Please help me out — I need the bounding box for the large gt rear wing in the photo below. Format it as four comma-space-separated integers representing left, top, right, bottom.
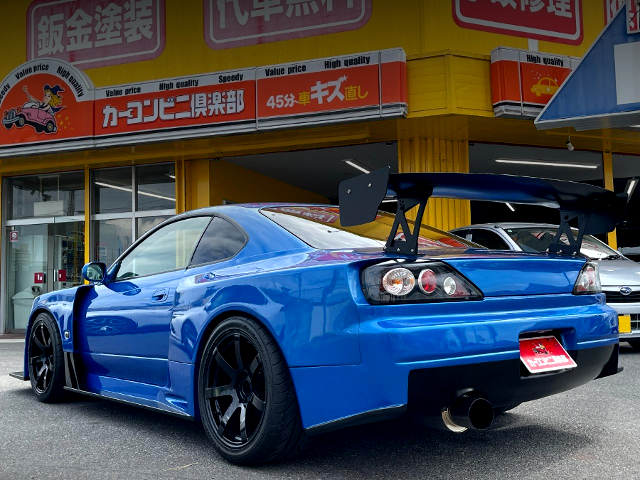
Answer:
339, 168, 627, 256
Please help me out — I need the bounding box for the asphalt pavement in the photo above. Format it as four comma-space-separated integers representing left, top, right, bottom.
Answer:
1, 339, 638, 480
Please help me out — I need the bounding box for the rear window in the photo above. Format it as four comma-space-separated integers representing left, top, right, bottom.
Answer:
261, 206, 475, 251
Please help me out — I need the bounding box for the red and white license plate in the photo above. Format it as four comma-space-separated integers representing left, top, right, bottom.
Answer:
519, 336, 577, 374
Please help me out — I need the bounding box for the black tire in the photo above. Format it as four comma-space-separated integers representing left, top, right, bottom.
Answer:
45, 121, 55, 133
627, 340, 640, 350
198, 316, 304, 465
16, 115, 25, 127
4, 122, 13, 130
28, 313, 66, 403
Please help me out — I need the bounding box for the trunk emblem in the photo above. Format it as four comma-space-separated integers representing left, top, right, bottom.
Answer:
620, 286, 632, 295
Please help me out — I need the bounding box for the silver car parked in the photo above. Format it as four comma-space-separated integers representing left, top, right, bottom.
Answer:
450, 223, 640, 348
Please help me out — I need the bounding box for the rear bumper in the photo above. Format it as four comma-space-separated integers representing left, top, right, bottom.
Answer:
407, 343, 618, 416
293, 294, 619, 433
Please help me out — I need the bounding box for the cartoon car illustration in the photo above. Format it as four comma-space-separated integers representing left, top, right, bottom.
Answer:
531, 77, 559, 97
532, 343, 550, 355
2, 103, 57, 133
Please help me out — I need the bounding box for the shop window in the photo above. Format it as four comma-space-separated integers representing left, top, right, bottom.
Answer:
91, 164, 175, 267
6, 171, 85, 220
613, 154, 640, 261
3, 172, 85, 332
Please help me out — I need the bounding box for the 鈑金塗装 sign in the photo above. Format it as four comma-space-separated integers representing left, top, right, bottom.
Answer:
0, 49, 407, 157
27, 0, 166, 69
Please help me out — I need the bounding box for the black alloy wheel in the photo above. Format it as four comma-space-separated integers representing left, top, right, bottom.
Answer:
28, 313, 66, 402
198, 317, 304, 465
206, 331, 266, 446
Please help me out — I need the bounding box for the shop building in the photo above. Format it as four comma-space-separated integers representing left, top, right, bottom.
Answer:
1, 0, 639, 333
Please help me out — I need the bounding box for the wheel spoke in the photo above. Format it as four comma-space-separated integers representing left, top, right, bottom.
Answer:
32, 334, 45, 352
239, 404, 248, 442
30, 356, 44, 366
217, 399, 239, 436
234, 335, 243, 370
39, 325, 47, 349
250, 394, 265, 413
205, 384, 234, 399
35, 364, 47, 383
215, 350, 238, 380
248, 355, 261, 376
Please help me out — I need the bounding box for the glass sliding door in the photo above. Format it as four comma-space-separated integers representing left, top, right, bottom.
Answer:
3, 172, 85, 332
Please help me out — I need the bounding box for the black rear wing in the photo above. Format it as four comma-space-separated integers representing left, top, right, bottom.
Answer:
339, 168, 627, 256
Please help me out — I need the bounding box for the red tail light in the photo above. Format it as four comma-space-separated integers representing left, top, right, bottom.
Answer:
362, 261, 483, 305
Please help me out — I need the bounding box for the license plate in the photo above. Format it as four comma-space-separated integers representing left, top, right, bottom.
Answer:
519, 336, 577, 374
619, 315, 632, 334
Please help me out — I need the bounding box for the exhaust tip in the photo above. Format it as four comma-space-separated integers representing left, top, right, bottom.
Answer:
442, 396, 494, 432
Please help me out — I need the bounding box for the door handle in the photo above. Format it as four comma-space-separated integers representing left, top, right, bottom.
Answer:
152, 288, 168, 301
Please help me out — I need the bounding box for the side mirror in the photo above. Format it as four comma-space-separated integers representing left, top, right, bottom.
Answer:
82, 262, 107, 283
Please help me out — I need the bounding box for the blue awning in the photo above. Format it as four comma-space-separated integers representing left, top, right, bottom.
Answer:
535, 5, 640, 131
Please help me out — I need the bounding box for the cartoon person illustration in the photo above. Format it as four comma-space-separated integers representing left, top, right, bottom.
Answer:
23, 84, 65, 115
2, 84, 65, 134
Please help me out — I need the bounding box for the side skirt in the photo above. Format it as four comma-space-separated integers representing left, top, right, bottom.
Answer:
9, 372, 28, 381
304, 405, 407, 436
63, 386, 194, 421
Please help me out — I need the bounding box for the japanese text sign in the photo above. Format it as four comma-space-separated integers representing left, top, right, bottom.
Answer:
0, 49, 406, 155
94, 69, 256, 146
205, 0, 372, 50
453, 0, 583, 45
27, 0, 166, 69
257, 49, 407, 129
491, 47, 579, 118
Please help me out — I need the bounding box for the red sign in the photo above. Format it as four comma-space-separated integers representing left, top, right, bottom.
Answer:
9, 231, 19, 243
57, 270, 67, 282
27, 0, 166, 69
605, 0, 625, 24
453, 0, 583, 46
491, 47, 579, 118
257, 49, 406, 129
520, 336, 577, 374
205, 0, 372, 50
0, 50, 406, 154
628, 0, 640, 33
94, 69, 256, 146
0, 59, 94, 157
34, 272, 45, 284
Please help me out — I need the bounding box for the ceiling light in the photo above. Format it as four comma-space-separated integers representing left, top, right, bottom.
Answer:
505, 203, 516, 212
566, 136, 574, 151
625, 178, 637, 202
95, 181, 176, 202
495, 159, 598, 169
343, 159, 371, 174
381, 199, 397, 203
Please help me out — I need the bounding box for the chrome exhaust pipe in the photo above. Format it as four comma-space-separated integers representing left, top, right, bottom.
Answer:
441, 396, 494, 433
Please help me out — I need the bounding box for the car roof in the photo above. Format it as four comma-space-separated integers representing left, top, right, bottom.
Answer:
452, 223, 560, 231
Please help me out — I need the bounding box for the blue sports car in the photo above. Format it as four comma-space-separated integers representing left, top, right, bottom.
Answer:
12, 169, 625, 464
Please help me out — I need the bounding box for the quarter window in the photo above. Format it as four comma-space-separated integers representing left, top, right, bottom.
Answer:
190, 217, 246, 266
115, 217, 210, 281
